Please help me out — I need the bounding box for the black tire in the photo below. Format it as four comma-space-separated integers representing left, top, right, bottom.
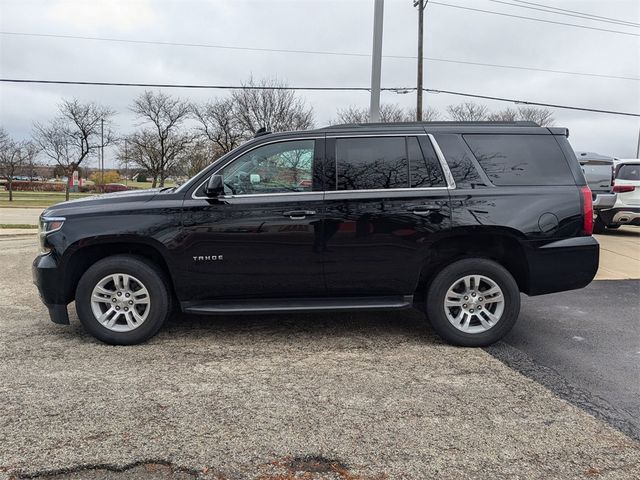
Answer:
75, 255, 172, 345
425, 258, 520, 347
593, 215, 606, 234
606, 224, 620, 230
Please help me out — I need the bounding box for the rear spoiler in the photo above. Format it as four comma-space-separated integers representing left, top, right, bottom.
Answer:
547, 127, 569, 137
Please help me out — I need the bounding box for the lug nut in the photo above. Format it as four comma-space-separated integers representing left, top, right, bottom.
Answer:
116, 306, 121, 310
463, 304, 468, 308
471, 292, 476, 297
477, 305, 482, 310
125, 293, 130, 298
128, 300, 133, 305
470, 309, 474, 313
479, 297, 483, 301
124, 307, 128, 312
117, 292, 122, 296
112, 298, 117, 303
464, 296, 469, 300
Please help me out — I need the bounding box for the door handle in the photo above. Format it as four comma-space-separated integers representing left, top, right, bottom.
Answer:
283, 210, 316, 220
408, 205, 441, 216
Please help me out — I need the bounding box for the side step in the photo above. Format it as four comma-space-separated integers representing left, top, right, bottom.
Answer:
182, 295, 414, 315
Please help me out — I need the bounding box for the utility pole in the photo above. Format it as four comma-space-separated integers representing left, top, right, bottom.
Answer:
100, 118, 104, 186
636, 126, 640, 158
415, 0, 427, 121
369, 0, 384, 122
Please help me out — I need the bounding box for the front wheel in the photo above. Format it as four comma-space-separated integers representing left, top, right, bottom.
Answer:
425, 258, 520, 347
75, 255, 172, 345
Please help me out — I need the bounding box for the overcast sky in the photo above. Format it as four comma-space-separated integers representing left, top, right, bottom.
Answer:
1, 0, 639, 169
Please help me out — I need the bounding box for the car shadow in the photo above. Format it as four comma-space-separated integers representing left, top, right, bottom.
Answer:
597, 226, 640, 237
159, 308, 439, 345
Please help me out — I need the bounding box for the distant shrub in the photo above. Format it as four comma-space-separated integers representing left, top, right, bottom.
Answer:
8, 181, 66, 192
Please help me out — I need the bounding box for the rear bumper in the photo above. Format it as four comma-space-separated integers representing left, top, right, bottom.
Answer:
32, 253, 70, 324
598, 207, 640, 226
592, 193, 617, 210
525, 236, 599, 296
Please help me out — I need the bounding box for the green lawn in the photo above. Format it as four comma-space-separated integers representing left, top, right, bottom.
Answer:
0, 181, 172, 208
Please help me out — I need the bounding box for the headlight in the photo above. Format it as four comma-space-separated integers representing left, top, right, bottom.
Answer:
38, 216, 65, 254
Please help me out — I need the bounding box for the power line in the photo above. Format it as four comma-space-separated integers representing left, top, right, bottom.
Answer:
511, 0, 640, 28
1, 77, 638, 117
429, 1, 640, 37
1, 32, 637, 82
486, 0, 640, 28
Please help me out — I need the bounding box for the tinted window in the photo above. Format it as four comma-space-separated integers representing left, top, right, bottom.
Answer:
220, 139, 314, 194
464, 134, 574, 186
617, 164, 640, 181
433, 134, 483, 188
409, 137, 445, 188
336, 137, 408, 190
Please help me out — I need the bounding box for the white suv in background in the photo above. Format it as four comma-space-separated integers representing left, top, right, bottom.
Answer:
598, 160, 640, 229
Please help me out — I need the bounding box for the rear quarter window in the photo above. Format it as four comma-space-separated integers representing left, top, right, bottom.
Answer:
463, 134, 574, 186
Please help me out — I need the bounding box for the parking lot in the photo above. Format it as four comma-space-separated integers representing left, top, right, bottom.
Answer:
1, 229, 639, 479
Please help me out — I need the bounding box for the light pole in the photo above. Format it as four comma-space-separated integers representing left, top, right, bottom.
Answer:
369, 0, 384, 122
414, 0, 427, 121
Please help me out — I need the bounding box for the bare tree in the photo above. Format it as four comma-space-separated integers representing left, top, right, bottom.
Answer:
192, 98, 245, 158
175, 140, 216, 178
487, 106, 554, 126
516, 106, 554, 126
0, 137, 37, 201
130, 91, 194, 187
333, 104, 440, 124
446, 102, 489, 121
34, 99, 115, 200
231, 77, 314, 134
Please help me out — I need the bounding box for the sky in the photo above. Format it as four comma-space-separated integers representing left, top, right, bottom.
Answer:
0, 0, 639, 169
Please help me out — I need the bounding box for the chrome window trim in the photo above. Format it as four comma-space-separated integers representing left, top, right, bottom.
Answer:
327, 133, 427, 138
191, 136, 322, 200
427, 133, 457, 189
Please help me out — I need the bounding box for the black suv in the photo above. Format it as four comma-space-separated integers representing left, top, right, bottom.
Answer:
33, 122, 599, 346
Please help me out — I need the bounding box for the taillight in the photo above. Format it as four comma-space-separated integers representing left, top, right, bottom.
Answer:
581, 186, 593, 235
613, 184, 635, 193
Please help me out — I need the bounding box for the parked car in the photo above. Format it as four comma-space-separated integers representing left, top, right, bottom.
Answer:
597, 159, 640, 229
575, 152, 617, 227
33, 121, 598, 346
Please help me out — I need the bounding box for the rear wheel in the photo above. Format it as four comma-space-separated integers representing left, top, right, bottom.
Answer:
593, 215, 607, 234
75, 255, 172, 345
426, 258, 520, 347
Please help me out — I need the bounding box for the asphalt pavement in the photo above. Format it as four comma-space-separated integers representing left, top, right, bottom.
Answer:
489, 279, 640, 440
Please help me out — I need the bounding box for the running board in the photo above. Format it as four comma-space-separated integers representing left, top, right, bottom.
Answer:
182, 295, 414, 315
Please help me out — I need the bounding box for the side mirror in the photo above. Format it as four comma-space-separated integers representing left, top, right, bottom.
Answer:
205, 174, 225, 197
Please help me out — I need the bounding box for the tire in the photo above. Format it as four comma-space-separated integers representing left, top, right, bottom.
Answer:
425, 258, 520, 347
606, 224, 620, 230
593, 215, 606, 234
75, 255, 172, 345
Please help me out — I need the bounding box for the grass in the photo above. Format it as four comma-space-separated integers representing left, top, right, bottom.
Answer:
0, 224, 39, 229
0, 181, 172, 208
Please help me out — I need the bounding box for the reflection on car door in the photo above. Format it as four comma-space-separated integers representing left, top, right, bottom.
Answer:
322, 135, 452, 296
179, 137, 326, 302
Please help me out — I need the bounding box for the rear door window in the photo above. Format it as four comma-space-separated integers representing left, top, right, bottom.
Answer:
617, 164, 640, 181
408, 137, 446, 188
335, 137, 408, 190
463, 134, 574, 186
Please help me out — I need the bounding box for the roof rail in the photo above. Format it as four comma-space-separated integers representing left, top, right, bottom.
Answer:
323, 121, 540, 129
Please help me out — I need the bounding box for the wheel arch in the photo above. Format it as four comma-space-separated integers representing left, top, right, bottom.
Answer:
59, 237, 177, 305
416, 228, 530, 302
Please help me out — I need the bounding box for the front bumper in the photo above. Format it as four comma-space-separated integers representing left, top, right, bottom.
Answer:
525, 236, 599, 296
598, 207, 640, 227
32, 253, 70, 324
